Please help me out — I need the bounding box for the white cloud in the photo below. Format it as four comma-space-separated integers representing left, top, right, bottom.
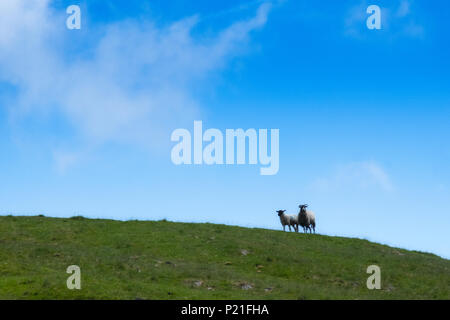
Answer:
397, 0, 411, 17
344, 0, 424, 39
311, 161, 394, 193
395, 0, 424, 38
344, 2, 367, 38
53, 150, 81, 174
0, 0, 272, 166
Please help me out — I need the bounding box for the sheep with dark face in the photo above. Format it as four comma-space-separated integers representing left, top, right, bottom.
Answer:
298, 204, 316, 233
276, 210, 299, 232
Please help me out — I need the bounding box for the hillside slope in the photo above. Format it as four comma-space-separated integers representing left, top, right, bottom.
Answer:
0, 215, 448, 299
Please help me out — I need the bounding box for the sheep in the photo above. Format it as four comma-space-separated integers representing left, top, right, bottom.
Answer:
276, 210, 299, 232
298, 204, 316, 233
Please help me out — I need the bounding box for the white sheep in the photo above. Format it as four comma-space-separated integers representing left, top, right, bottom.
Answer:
298, 204, 316, 233
276, 210, 299, 232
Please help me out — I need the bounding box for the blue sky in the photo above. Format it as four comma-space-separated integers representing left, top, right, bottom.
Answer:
0, 0, 449, 258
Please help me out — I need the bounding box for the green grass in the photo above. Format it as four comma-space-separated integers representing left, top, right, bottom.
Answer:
0, 215, 448, 299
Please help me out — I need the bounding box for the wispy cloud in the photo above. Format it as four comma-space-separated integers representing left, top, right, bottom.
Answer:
311, 161, 394, 193
397, 0, 411, 17
344, 0, 424, 39
53, 150, 81, 174
344, 2, 368, 38
0, 0, 272, 168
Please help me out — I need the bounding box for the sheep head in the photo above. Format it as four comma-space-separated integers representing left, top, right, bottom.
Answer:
276, 210, 286, 216
298, 204, 308, 212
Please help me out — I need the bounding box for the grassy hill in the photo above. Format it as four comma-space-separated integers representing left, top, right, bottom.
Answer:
0, 215, 448, 299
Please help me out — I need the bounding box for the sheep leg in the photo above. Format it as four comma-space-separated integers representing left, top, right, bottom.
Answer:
288, 225, 292, 232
